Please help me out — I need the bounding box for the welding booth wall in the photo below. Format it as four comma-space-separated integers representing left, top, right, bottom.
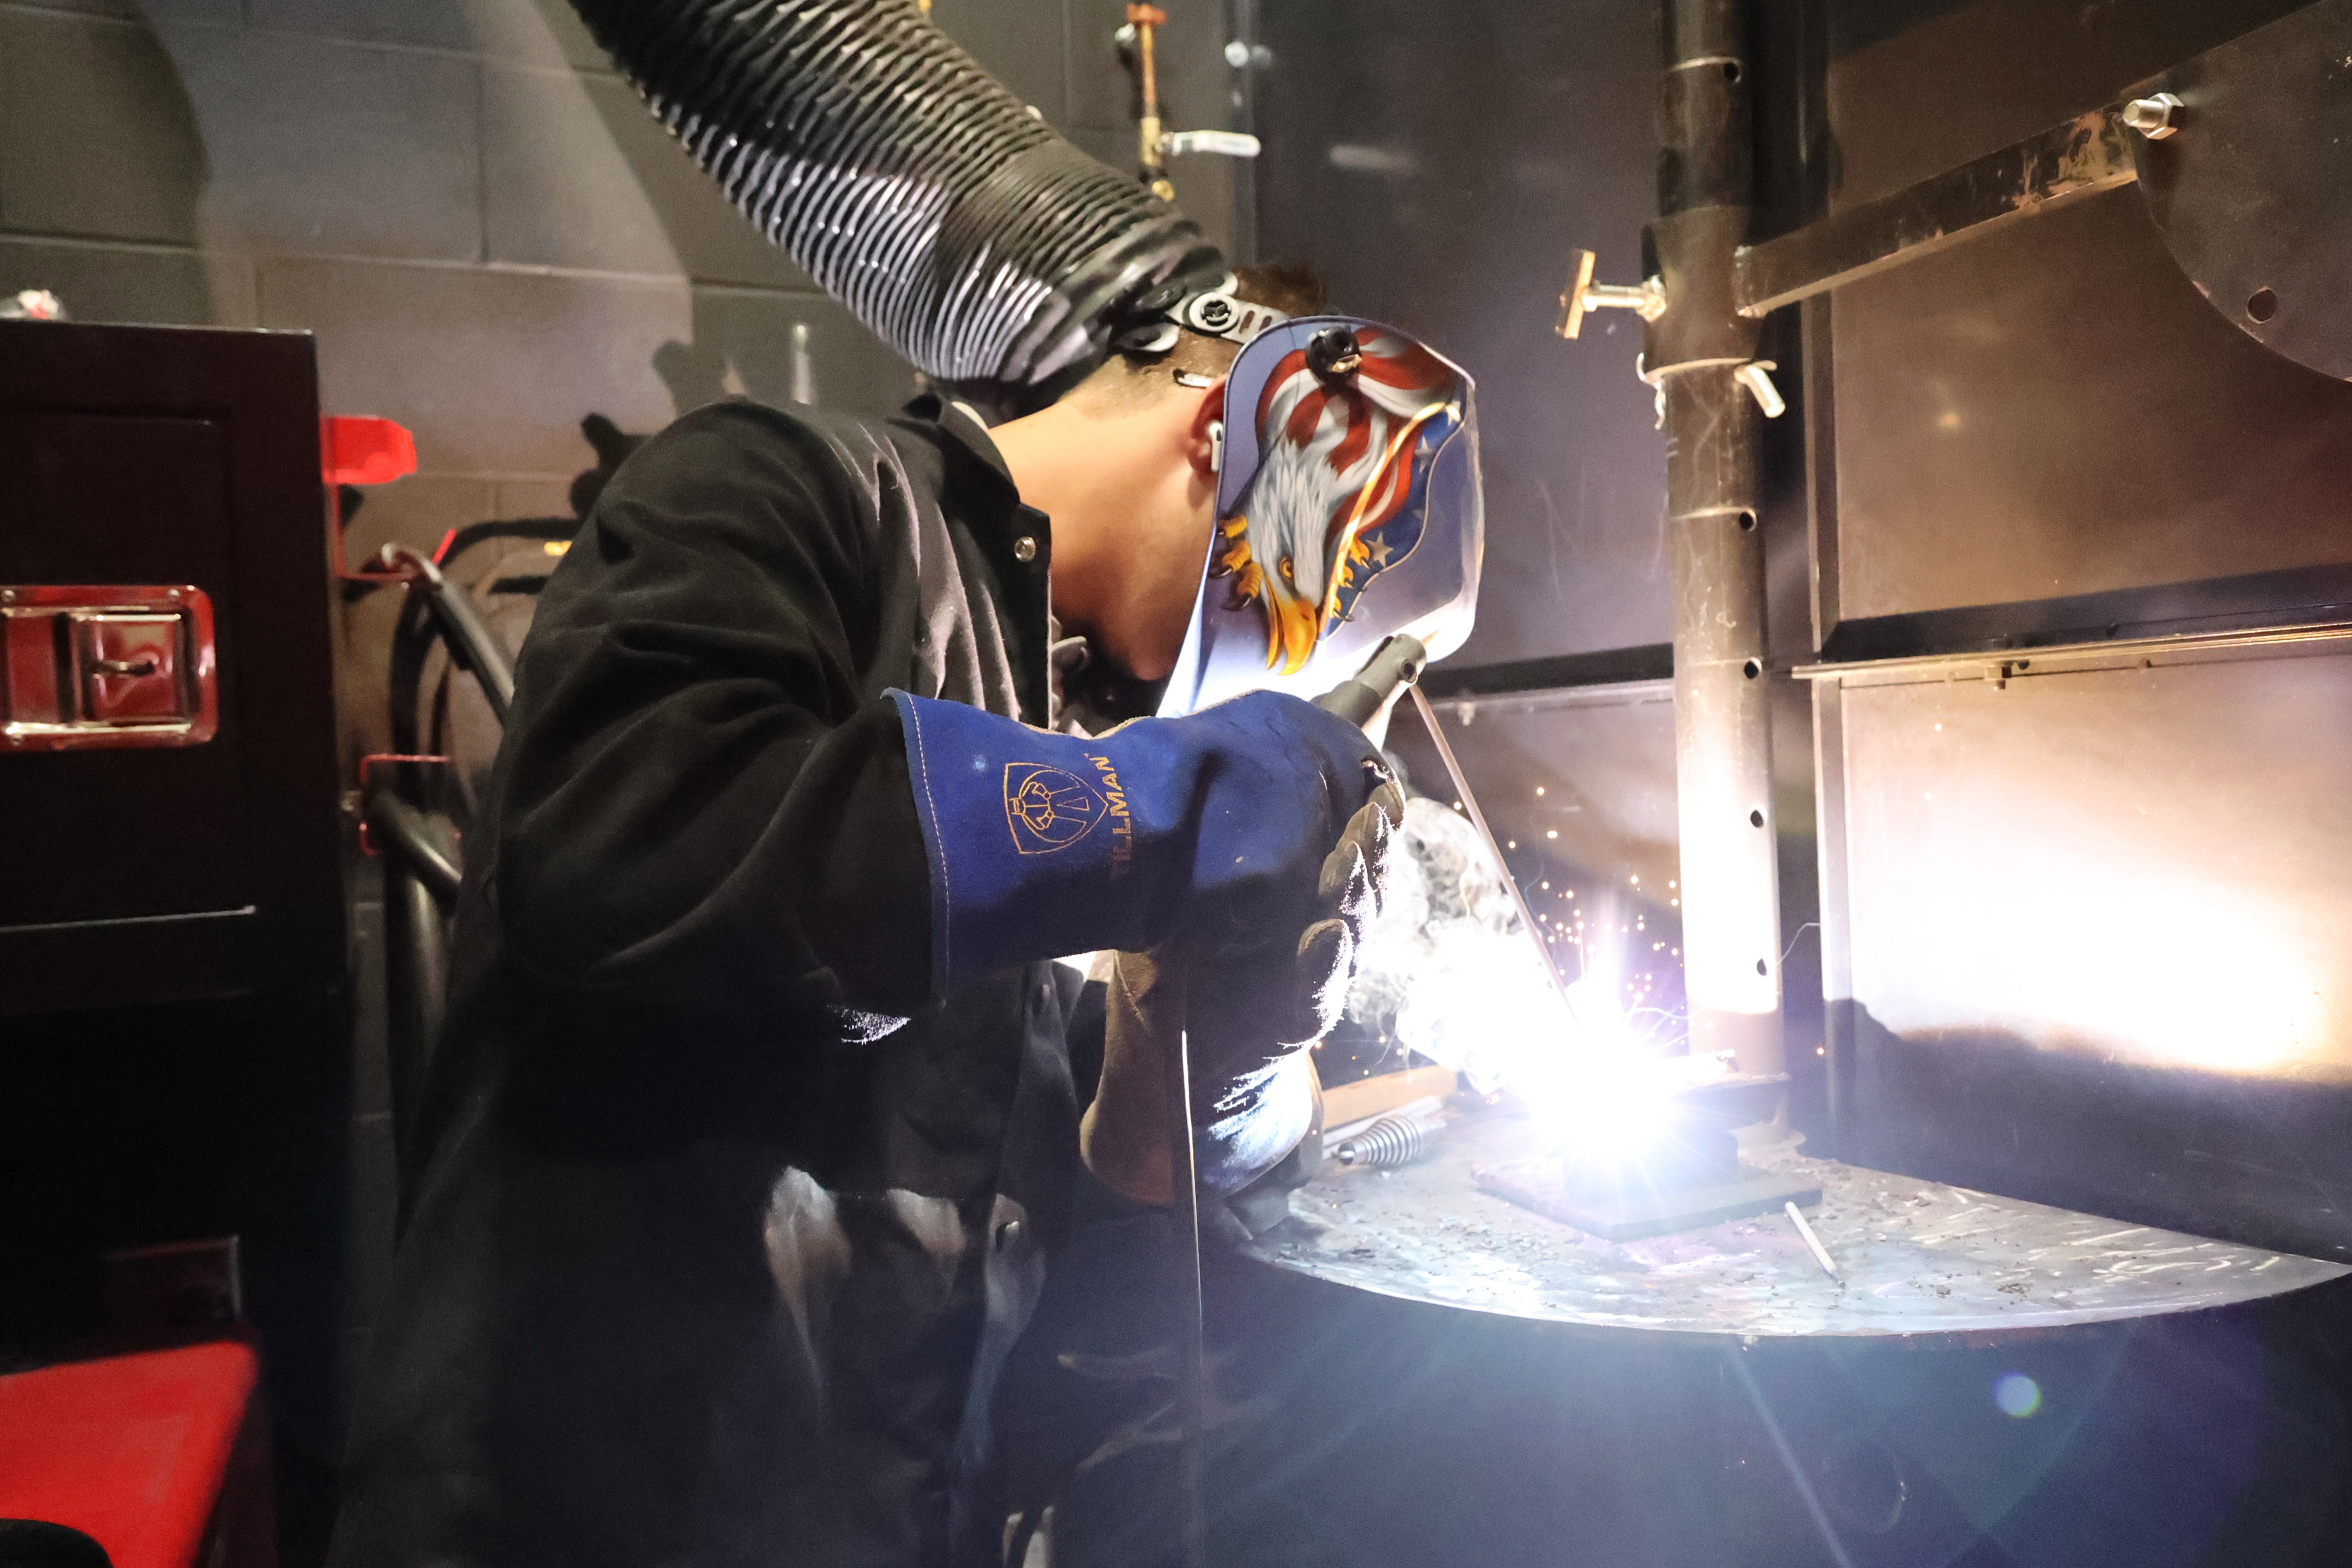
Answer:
1253, 0, 1675, 670
1807, 0, 2352, 1262
1149, 3, 2352, 1563
1251, 0, 1829, 1122
1260, 0, 2352, 1257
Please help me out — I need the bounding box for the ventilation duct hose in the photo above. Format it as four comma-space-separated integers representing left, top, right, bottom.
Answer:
567, 0, 1224, 386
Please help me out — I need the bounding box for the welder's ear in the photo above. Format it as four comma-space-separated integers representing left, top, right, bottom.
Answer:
1186, 378, 1228, 479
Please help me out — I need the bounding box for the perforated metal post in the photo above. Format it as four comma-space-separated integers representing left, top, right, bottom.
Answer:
1645, 0, 1784, 1080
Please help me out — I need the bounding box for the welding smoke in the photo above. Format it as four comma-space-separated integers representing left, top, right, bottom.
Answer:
1344, 796, 1572, 1093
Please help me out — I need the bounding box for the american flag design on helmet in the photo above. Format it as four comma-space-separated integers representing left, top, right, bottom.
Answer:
1211, 327, 1467, 674
1159, 312, 1481, 720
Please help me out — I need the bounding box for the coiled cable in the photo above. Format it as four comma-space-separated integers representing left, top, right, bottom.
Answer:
1335, 1112, 1443, 1170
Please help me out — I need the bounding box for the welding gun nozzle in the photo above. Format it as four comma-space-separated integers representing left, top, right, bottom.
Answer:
1314, 634, 1428, 729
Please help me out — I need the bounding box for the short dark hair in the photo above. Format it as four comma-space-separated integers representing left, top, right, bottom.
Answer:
1068, 260, 1329, 416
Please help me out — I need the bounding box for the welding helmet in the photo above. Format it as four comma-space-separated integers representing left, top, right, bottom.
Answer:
1157, 310, 1483, 717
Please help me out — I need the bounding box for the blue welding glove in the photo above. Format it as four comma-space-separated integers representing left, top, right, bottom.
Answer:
890, 689, 1388, 997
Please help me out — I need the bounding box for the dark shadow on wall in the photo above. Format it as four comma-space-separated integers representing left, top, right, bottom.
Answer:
652, 290, 920, 423
1832, 999, 2352, 1263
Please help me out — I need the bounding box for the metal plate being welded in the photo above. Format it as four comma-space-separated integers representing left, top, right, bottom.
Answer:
1243, 1106, 2346, 1336
2130, 0, 2352, 379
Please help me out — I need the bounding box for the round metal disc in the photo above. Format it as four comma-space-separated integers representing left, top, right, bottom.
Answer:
2131, 0, 2352, 379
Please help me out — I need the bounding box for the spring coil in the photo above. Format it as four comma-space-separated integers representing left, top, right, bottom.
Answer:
566, 0, 1220, 386
1335, 1114, 1440, 1170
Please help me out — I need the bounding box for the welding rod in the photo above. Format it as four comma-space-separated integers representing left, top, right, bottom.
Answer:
1162, 969, 1208, 1568
1407, 685, 1577, 1008
1787, 1200, 1840, 1279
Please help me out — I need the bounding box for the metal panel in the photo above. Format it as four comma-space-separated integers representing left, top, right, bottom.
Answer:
1401, 685, 1683, 888
1827, 187, 2352, 634
1819, 640, 2352, 1258
1253, 0, 1670, 664
1823, 0, 2309, 211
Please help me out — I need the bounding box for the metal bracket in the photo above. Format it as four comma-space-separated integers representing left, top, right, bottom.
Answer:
1733, 106, 2138, 318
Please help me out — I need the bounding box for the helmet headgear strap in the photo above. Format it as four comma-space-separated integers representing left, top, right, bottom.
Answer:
1110, 271, 1291, 358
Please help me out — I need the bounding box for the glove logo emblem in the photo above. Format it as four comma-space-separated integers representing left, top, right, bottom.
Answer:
1004, 763, 1109, 855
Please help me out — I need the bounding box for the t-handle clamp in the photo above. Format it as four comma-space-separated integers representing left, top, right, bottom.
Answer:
1555, 248, 1665, 339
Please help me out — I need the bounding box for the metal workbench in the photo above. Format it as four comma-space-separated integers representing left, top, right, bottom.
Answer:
1246, 1105, 2349, 1336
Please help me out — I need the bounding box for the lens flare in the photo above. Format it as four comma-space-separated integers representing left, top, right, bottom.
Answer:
1993, 1372, 2043, 1418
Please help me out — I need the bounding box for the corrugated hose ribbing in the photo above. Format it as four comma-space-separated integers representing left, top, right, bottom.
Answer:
567, 0, 1221, 385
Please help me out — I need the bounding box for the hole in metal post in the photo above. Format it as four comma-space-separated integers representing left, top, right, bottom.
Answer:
2247, 287, 2279, 323
1737, 511, 1756, 532
1742, 659, 1761, 679
1749, 808, 1765, 827
1756, 958, 1768, 975
1721, 60, 1742, 83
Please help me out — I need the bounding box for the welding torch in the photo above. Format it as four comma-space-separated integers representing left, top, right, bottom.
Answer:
1159, 634, 1429, 1568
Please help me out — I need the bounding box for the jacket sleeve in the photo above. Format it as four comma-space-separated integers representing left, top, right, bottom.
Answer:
486, 402, 934, 1020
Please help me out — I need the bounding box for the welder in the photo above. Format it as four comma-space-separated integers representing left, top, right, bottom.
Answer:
328, 264, 1481, 1568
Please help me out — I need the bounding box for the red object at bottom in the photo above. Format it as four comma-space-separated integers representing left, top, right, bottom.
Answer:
0, 1341, 267, 1568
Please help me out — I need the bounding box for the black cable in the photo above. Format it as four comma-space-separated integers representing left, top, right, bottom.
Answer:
381, 546, 515, 724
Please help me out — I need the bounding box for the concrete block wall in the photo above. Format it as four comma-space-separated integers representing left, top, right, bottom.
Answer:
0, 0, 1241, 1519
0, 0, 1239, 563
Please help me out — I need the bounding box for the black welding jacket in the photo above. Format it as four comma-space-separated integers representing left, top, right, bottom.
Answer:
331, 396, 1096, 1568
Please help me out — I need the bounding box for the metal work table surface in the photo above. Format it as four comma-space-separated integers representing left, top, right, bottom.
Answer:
1244, 1109, 2348, 1336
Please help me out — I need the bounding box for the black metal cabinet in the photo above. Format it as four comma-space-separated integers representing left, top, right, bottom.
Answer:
0, 320, 344, 1014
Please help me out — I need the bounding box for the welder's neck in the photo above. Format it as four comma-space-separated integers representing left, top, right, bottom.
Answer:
990, 397, 1214, 683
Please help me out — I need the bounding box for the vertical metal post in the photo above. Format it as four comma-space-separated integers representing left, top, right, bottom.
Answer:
1224, 0, 1261, 264
1646, 0, 1784, 1079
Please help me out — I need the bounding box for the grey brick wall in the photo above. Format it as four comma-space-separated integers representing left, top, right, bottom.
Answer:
0, 0, 1240, 1456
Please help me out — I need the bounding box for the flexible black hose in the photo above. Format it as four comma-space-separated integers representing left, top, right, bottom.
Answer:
381, 546, 515, 723
567, 0, 1221, 385
365, 785, 464, 906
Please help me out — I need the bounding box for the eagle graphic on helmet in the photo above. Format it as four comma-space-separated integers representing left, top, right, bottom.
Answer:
1209, 328, 1466, 674
1154, 304, 1482, 720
